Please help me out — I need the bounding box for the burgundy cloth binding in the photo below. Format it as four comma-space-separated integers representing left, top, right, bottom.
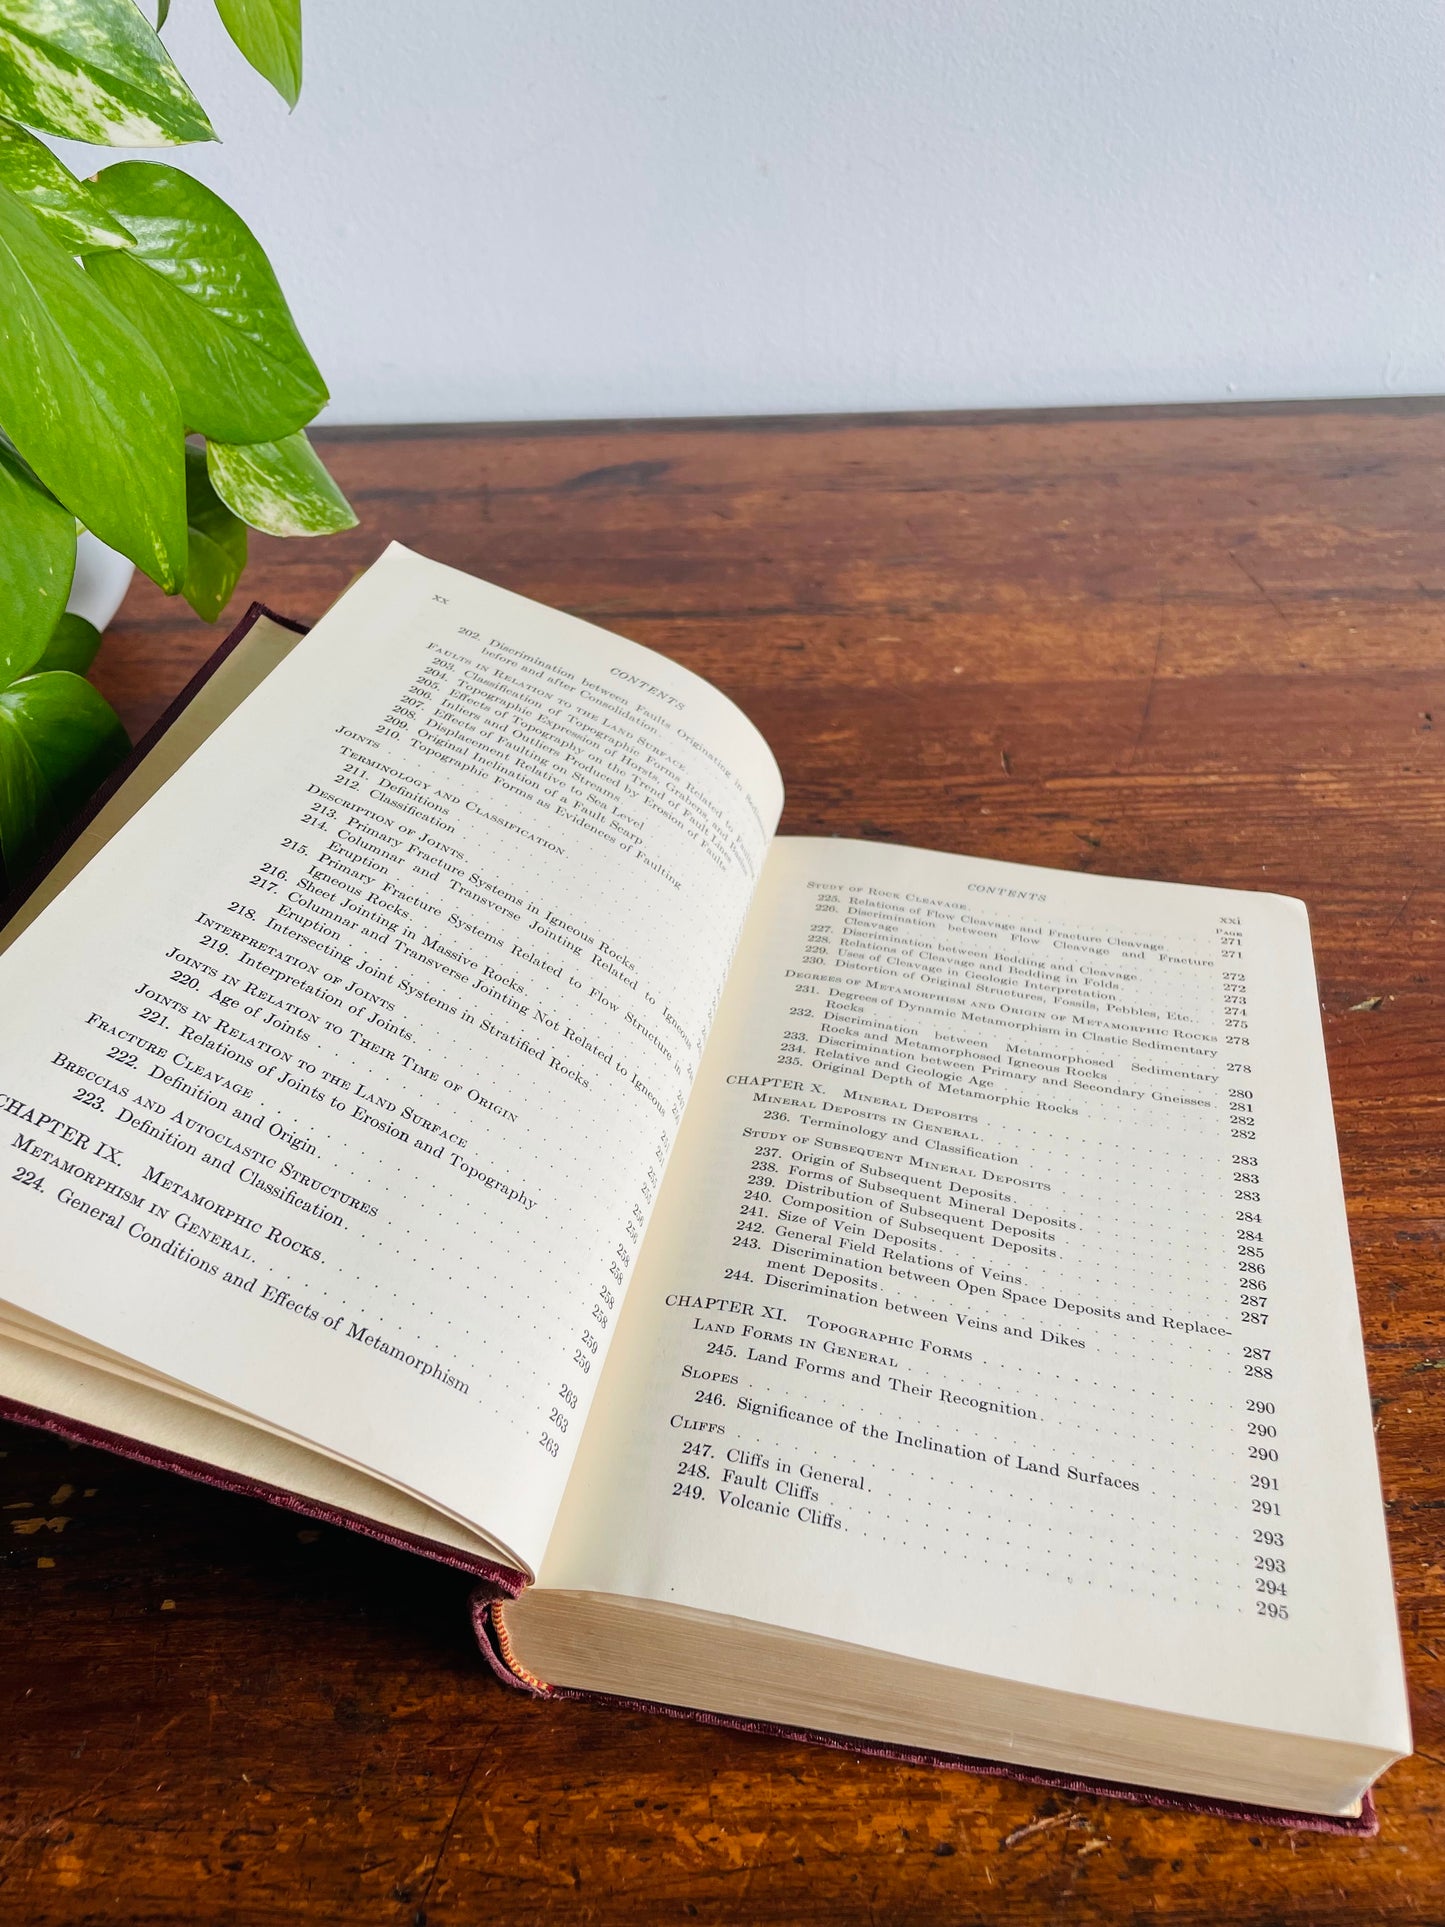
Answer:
0, 599, 1384, 1837
0, 1395, 525, 1592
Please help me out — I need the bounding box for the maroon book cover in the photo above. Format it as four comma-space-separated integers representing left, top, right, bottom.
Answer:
0, 603, 1381, 1837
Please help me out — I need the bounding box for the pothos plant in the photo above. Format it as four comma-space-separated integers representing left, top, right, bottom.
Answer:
0, 0, 355, 889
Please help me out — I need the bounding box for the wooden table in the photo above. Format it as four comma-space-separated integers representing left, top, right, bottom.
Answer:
2, 401, 1441, 1922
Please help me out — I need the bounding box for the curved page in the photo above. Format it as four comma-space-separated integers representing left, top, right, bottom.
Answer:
0, 545, 781, 1573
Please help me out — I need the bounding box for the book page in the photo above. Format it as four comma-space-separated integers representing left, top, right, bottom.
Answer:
540, 836, 1409, 1753
0, 545, 781, 1573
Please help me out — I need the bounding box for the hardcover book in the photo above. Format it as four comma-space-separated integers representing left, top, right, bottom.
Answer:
0, 545, 1410, 1829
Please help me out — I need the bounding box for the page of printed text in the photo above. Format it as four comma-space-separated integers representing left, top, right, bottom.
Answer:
544, 836, 1408, 1751
0, 546, 782, 1571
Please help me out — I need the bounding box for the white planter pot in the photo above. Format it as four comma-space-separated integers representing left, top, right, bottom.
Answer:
68, 531, 135, 633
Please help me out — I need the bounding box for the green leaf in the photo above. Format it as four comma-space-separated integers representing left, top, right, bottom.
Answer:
0, 117, 135, 253
0, 668, 128, 877
0, 694, 45, 876
182, 442, 246, 620
156, 0, 170, 27
85, 163, 327, 443
34, 610, 101, 673
0, 438, 76, 683
0, 0, 213, 146
214, 0, 301, 109
208, 430, 356, 537
0, 179, 187, 590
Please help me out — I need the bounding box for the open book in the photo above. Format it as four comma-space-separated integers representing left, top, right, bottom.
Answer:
0, 544, 1409, 1827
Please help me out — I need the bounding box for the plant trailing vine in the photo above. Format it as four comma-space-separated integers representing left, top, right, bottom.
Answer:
0, 0, 354, 890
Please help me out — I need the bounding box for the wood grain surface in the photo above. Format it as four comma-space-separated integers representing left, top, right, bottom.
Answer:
2, 400, 1442, 1924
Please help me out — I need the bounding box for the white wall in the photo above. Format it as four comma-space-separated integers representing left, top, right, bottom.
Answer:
74, 0, 1445, 425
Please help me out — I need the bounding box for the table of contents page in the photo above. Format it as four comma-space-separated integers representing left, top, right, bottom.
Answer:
0, 548, 783, 1569
543, 837, 1409, 1758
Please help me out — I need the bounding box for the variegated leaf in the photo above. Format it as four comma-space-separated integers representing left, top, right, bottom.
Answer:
207, 430, 356, 537
0, 116, 134, 252
0, 0, 213, 146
